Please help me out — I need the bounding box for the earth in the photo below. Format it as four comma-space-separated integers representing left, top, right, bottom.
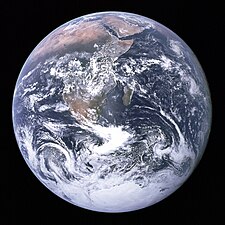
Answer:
12, 11, 212, 212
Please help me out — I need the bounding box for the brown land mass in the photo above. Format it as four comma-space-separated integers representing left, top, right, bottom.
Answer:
31, 21, 110, 60
103, 15, 144, 38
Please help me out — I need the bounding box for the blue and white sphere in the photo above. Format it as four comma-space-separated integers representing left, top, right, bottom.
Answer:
12, 12, 212, 212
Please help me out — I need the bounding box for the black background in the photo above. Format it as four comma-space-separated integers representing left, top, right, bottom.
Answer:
2, 0, 224, 224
